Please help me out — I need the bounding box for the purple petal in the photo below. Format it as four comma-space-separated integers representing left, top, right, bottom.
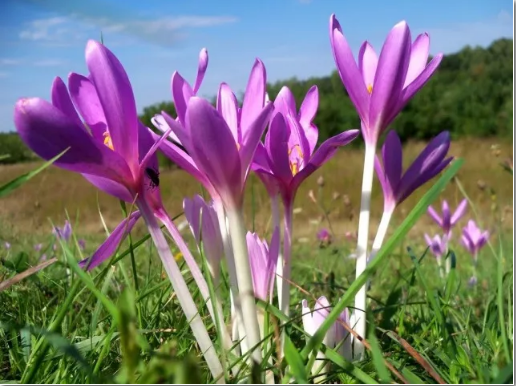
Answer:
68, 72, 107, 142
183, 196, 202, 243
78, 211, 141, 270
240, 59, 266, 137
14, 98, 132, 183
427, 205, 443, 228
151, 114, 181, 145
358, 42, 378, 91
82, 174, 133, 202
329, 14, 369, 125
266, 112, 293, 183
441, 200, 451, 232
381, 130, 403, 202
375, 156, 395, 213
193, 48, 208, 94
450, 199, 467, 226
404, 33, 430, 87
291, 130, 359, 193
461, 234, 474, 255
161, 111, 191, 150
186, 97, 242, 207
286, 114, 311, 167
62, 220, 72, 241
216, 83, 239, 143
369, 21, 411, 135
171, 71, 193, 126
255, 170, 281, 198
298, 86, 319, 154
138, 122, 163, 208
273, 86, 297, 119
200, 198, 224, 271
239, 103, 274, 179
51, 77, 84, 131
86, 40, 139, 168
396, 131, 451, 203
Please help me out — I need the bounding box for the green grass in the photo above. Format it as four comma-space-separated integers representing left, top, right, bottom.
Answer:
0, 154, 513, 384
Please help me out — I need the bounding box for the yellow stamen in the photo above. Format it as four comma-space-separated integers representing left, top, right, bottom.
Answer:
367, 84, 373, 94
290, 161, 299, 176
174, 252, 183, 262
103, 131, 114, 150
288, 144, 303, 176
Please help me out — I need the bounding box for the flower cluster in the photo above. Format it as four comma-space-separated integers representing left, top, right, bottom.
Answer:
12, 12, 460, 379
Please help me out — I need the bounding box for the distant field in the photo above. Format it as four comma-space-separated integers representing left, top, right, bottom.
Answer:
0, 137, 512, 245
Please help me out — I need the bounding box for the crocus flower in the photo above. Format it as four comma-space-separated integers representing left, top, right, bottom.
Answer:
4, 242, 10, 250
317, 228, 332, 245
468, 276, 478, 287
375, 131, 453, 214
424, 233, 448, 260
13, 40, 223, 378
329, 14, 443, 145
78, 239, 86, 251
247, 228, 280, 302
184, 195, 224, 281
428, 199, 467, 237
461, 220, 489, 261
253, 86, 359, 206
34, 243, 42, 252
53, 220, 72, 242
301, 297, 352, 362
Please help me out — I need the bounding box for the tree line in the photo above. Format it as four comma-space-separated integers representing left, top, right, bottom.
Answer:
1, 38, 512, 165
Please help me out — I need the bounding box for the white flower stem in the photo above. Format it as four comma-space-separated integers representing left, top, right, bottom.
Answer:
353, 143, 376, 359
366, 210, 393, 290
214, 201, 246, 354
138, 200, 224, 383
279, 199, 294, 318
225, 207, 263, 364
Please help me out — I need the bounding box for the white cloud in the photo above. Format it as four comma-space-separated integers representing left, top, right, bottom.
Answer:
0, 58, 22, 66
33, 59, 66, 67
18, 14, 238, 47
422, 10, 513, 54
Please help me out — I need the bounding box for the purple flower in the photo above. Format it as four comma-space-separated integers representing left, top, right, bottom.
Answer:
461, 220, 489, 260
301, 296, 351, 359
183, 195, 224, 279
329, 14, 442, 145
468, 276, 478, 287
13, 40, 172, 270
424, 233, 448, 259
252, 86, 359, 205
247, 228, 280, 302
78, 239, 86, 251
34, 243, 43, 252
375, 131, 452, 213
4, 242, 11, 250
428, 199, 467, 236
53, 220, 72, 242
317, 228, 332, 244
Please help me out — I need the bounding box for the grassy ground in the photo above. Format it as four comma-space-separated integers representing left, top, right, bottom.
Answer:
0, 137, 513, 383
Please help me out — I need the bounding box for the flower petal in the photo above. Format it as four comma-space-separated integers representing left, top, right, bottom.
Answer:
138, 122, 163, 209
193, 48, 208, 94
369, 21, 411, 134
291, 130, 359, 193
186, 97, 242, 207
151, 114, 181, 145
329, 14, 369, 125
441, 200, 451, 231
171, 71, 194, 126
298, 86, 319, 154
266, 112, 293, 184
51, 77, 84, 131
381, 130, 403, 197
183, 196, 202, 243
78, 211, 141, 270
358, 41, 378, 90
427, 205, 443, 228
240, 59, 266, 137
68, 72, 107, 142
14, 98, 132, 182
86, 40, 139, 168
217, 83, 239, 143
273, 86, 297, 119
239, 103, 274, 179
450, 199, 468, 226
162, 111, 191, 150
82, 173, 133, 202
404, 33, 430, 87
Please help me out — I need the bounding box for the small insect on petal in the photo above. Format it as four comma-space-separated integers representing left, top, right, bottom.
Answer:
145, 167, 160, 189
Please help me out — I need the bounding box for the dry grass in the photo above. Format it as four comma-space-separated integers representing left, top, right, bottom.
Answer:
0, 137, 512, 243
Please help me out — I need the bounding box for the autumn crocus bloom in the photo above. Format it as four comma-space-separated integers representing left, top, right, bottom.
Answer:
247, 228, 280, 303
428, 199, 467, 237
302, 297, 352, 379
461, 220, 489, 262
13, 40, 223, 380
329, 14, 443, 145
252, 86, 358, 318
424, 233, 449, 277
317, 228, 332, 245
53, 220, 72, 242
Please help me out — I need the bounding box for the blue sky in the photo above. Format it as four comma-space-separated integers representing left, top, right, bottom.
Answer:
0, 0, 512, 132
